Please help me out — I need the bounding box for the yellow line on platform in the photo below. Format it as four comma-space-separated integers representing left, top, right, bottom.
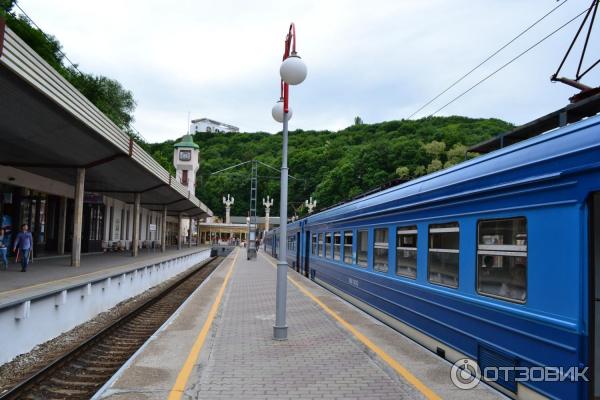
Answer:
167, 249, 238, 400
261, 254, 442, 400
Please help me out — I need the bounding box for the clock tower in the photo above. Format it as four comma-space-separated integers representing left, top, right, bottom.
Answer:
173, 134, 200, 194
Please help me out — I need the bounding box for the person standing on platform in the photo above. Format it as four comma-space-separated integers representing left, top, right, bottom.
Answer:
13, 224, 33, 272
0, 228, 8, 270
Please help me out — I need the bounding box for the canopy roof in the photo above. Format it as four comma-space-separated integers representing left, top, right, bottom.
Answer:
0, 23, 211, 218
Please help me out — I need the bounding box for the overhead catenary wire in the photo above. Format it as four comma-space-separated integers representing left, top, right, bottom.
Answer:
428, 7, 590, 118
406, 0, 569, 120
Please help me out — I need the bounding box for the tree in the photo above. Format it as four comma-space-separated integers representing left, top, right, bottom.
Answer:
445, 144, 467, 167
427, 159, 443, 174
65, 70, 136, 129
395, 166, 410, 180
354, 116, 363, 125
146, 117, 513, 214
413, 165, 426, 177
0, 0, 15, 13
423, 140, 446, 158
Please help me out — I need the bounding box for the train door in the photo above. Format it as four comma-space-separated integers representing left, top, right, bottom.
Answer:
296, 232, 301, 273
304, 231, 310, 277
591, 192, 600, 398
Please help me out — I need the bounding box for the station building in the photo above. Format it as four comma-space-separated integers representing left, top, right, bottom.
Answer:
190, 118, 239, 133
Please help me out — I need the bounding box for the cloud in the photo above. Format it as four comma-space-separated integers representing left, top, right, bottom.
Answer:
17, 0, 600, 141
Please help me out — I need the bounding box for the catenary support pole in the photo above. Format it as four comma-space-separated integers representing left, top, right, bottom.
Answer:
71, 168, 85, 267
274, 111, 289, 340
188, 217, 193, 247
132, 193, 140, 257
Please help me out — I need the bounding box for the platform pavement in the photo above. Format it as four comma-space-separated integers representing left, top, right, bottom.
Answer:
0, 246, 209, 308
96, 248, 504, 400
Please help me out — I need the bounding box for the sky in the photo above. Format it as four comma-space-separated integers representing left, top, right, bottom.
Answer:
15, 0, 600, 142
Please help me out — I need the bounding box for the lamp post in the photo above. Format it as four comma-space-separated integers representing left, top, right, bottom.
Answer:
272, 23, 307, 340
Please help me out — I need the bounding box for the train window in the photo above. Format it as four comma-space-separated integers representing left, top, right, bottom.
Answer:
334, 233, 341, 261
318, 233, 324, 257
428, 223, 459, 288
344, 232, 353, 264
477, 218, 527, 303
374, 228, 389, 272
396, 226, 417, 279
357, 230, 368, 267
325, 233, 332, 258
312, 234, 318, 256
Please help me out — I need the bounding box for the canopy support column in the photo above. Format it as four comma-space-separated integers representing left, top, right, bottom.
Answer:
132, 193, 140, 257
178, 213, 183, 250
71, 168, 85, 267
161, 205, 167, 252
57, 196, 67, 256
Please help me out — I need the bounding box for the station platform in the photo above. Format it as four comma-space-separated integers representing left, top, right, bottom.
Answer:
96, 248, 503, 400
0, 246, 209, 308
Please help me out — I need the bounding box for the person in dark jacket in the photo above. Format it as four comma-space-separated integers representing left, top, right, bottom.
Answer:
13, 224, 33, 272
0, 228, 8, 270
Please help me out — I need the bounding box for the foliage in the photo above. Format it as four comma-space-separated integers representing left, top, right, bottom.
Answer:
147, 116, 513, 219
64, 69, 136, 129
1, 5, 137, 132
354, 116, 363, 125
395, 166, 410, 179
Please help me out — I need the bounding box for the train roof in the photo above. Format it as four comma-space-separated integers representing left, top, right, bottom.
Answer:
304, 112, 600, 226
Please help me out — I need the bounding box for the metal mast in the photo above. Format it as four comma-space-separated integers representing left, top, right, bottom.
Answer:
247, 160, 258, 259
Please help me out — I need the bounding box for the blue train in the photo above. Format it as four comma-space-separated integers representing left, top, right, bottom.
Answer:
265, 114, 600, 399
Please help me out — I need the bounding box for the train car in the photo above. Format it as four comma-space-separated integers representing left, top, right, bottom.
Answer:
285, 221, 302, 273
264, 228, 278, 258
291, 115, 600, 400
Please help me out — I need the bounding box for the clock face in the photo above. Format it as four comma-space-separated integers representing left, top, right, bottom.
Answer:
179, 150, 192, 161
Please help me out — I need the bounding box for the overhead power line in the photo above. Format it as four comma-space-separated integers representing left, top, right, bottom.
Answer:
428, 7, 590, 117
407, 0, 569, 120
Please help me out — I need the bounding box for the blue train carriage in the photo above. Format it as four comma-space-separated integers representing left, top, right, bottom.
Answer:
300, 114, 600, 400
286, 220, 304, 274
264, 227, 278, 258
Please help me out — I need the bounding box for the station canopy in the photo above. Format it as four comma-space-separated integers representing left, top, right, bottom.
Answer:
0, 22, 211, 218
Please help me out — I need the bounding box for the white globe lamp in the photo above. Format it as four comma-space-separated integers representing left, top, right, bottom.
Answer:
271, 99, 293, 123
280, 52, 307, 85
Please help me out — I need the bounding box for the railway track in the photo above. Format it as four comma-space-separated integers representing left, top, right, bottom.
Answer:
0, 256, 224, 400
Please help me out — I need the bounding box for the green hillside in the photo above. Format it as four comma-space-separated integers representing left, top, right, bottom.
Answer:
147, 116, 512, 219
